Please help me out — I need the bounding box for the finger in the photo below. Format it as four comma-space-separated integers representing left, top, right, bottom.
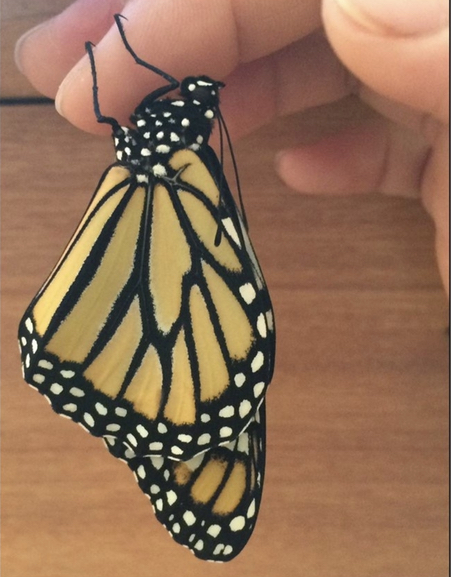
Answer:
276, 119, 429, 197
15, 0, 322, 132
322, 0, 449, 123
18, 21, 350, 138
14, 0, 128, 98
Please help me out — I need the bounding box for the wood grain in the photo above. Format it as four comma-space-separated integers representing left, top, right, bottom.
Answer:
2, 101, 448, 577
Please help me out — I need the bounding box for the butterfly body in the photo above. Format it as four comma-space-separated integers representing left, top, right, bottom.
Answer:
113, 75, 223, 180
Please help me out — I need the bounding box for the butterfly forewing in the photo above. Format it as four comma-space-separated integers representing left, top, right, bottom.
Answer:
19, 150, 274, 460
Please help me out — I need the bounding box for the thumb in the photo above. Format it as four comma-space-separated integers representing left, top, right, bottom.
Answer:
322, 0, 449, 123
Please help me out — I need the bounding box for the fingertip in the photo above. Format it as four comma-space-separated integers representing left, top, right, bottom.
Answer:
275, 124, 388, 195
332, 0, 449, 36
322, 0, 449, 122
14, 0, 128, 100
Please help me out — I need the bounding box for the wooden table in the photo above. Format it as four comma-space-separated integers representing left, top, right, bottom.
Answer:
2, 100, 448, 577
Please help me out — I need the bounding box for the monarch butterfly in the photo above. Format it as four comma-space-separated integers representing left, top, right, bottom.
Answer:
18, 14, 275, 560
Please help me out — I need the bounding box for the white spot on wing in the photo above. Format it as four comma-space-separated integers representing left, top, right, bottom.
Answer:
222, 217, 241, 247
157, 423, 168, 433
239, 400, 252, 418
207, 524, 222, 538
84, 413, 95, 427
150, 456, 164, 470
239, 283, 256, 304
106, 423, 121, 432
183, 511, 196, 526
194, 540, 204, 551
220, 426, 233, 438
247, 499, 256, 518
253, 382, 265, 397
136, 424, 149, 438
197, 433, 211, 445
60, 370, 75, 378
63, 403, 77, 413
251, 351, 264, 372
155, 144, 171, 153
219, 405, 235, 418
234, 373, 245, 387
265, 309, 274, 332
152, 164, 167, 177
229, 516, 245, 531
166, 490, 177, 505
257, 313, 267, 338
127, 433, 138, 447
95, 402, 107, 415
50, 383, 63, 395
213, 544, 225, 556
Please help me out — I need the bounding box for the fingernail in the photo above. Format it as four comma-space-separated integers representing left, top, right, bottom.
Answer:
54, 77, 68, 117
335, 0, 449, 35
55, 55, 88, 117
14, 21, 48, 73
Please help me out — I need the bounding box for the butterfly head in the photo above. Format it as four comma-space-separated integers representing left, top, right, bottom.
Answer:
180, 76, 224, 112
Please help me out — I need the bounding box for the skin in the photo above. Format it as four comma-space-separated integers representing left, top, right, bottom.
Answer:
15, 0, 449, 294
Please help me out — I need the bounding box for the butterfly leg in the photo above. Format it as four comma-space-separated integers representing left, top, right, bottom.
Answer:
85, 41, 122, 130
114, 14, 180, 104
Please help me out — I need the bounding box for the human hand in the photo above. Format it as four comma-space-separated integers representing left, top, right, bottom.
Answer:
15, 0, 449, 293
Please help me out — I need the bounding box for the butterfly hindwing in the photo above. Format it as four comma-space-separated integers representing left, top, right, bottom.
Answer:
19, 149, 274, 460
105, 402, 266, 562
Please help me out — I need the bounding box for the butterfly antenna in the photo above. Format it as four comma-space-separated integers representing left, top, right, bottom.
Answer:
214, 112, 226, 246
217, 109, 248, 231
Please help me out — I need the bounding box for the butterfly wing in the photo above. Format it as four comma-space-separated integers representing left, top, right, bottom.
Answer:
19, 149, 274, 460
105, 402, 266, 562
